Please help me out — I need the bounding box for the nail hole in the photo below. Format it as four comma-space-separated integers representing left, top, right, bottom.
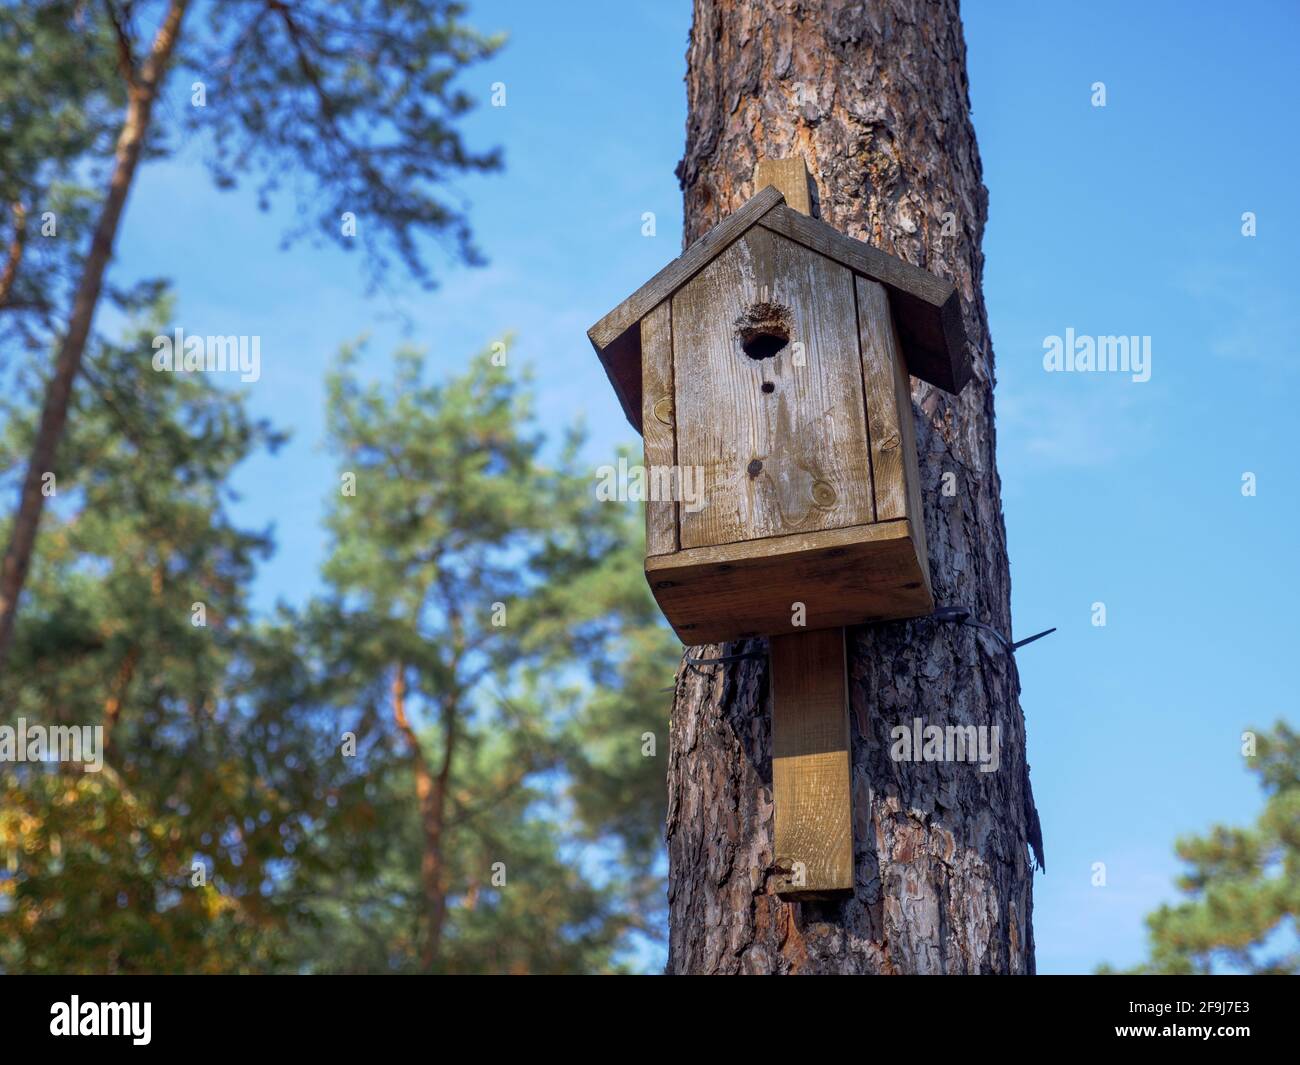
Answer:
761, 381, 775, 393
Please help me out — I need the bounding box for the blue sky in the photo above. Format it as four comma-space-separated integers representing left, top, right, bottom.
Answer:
104, 0, 1298, 973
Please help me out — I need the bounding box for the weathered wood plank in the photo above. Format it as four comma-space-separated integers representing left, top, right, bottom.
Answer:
856, 277, 906, 522
640, 301, 677, 556
644, 518, 931, 644
755, 157, 815, 216
886, 292, 931, 598
590, 326, 643, 434
587, 187, 786, 432
589, 184, 971, 433
589, 186, 784, 354
770, 627, 853, 899
672, 227, 873, 550
758, 203, 971, 395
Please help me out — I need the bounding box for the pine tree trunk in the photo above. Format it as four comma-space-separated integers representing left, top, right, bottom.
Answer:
666, 0, 1042, 974
0, 1, 187, 668
0, 201, 27, 308
391, 664, 450, 971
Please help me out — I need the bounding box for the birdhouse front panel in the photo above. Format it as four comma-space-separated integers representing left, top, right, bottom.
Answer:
671, 226, 874, 550
646, 272, 933, 642
587, 185, 972, 645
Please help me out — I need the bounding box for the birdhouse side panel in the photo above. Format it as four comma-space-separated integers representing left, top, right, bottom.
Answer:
671, 228, 874, 551
856, 276, 931, 589
640, 301, 678, 556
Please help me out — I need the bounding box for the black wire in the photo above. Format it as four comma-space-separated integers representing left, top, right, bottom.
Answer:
661, 607, 1056, 690
921, 605, 1057, 652
659, 647, 767, 689
683, 649, 767, 667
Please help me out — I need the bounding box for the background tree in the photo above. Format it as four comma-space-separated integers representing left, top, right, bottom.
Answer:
0, 290, 334, 972
1103, 723, 1298, 975
0, 0, 503, 665
297, 344, 674, 972
0, 314, 676, 973
0, 3, 117, 348
565, 517, 680, 913
665, 0, 1042, 973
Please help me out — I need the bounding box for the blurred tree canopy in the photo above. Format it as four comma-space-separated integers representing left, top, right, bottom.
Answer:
0, 291, 298, 972
0, 0, 678, 975
0, 0, 505, 670
0, 311, 678, 972
0, 1, 122, 353
1104, 723, 1299, 975
294, 343, 676, 971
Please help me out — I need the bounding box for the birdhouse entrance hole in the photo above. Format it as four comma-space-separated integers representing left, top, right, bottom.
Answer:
737, 301, 791, 361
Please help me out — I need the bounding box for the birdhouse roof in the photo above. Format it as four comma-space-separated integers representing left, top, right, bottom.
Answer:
587, 184, 973, 432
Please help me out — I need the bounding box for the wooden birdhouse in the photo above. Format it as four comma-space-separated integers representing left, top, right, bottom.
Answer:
588, 158, 972, 899
589, 159, 971, 645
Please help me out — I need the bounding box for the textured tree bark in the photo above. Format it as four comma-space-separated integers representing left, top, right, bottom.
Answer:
666, 0, 1043, 974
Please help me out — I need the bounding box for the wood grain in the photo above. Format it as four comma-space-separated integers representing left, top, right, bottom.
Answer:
588, 181, 972, 435
640, 301, 677, 555
644, 518, 931, 644
587, 186, 785, 431
588, 186, 784, 353
755, 157, 815, 216
856, 277, 905, 522
856, 277, 930, 591
886, 289, 931, 597
758, 203, 971, 395
672, 227, 872, 550
770, 627, 853, 899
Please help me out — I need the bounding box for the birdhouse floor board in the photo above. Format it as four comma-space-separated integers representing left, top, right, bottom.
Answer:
645, 518, 932, 645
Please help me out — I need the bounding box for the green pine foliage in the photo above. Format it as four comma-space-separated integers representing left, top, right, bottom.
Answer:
0, 0, 680, 974
0, 317, 679, 973
0, 292, 299, 972
1106, 723, 1299, 975
0, 1, 120, 351
295, 342, 674, 972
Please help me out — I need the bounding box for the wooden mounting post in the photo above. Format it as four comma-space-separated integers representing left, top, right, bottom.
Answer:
755, 157, 854, 901
770, 628, 853, 899
755, 156, 816, 216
